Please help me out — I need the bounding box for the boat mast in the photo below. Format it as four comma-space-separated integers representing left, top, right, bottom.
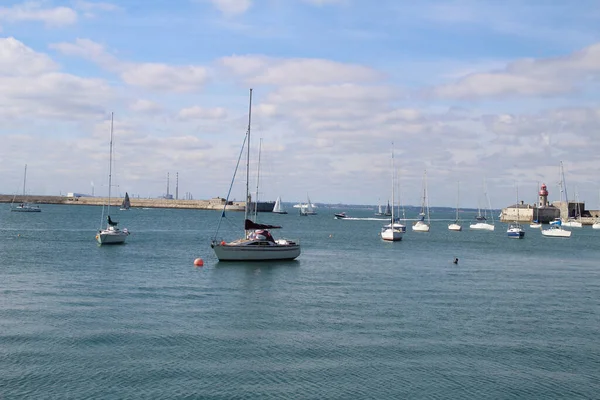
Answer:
244, 89, 253, 228
22, 164, 27, 196
391, 143, 394, 226
107, 112, 114, 221
253, 138, 262, 221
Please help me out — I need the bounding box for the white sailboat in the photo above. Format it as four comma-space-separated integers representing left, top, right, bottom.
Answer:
96, 113, 130, 245
299, 195, 317, 216
593, 190, 600, 229
470, 180, 495, 231
381, 144, 405, 241
272, 196, 288, 214
412, 169, 430, 232
448, 181, 462, 231
211, 89, 301, 261
11, 164, 41, 212
542, 218, 571, 237
507, 185, 525, 238
558, 162, 582, 228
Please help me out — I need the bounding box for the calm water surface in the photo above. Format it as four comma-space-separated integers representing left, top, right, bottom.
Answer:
1, 204, 599, 399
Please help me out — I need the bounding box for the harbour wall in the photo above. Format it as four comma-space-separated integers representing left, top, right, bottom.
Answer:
0, 195, 246, 211
500, 201, 599, 225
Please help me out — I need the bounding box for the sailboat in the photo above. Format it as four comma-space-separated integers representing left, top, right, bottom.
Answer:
120, 192, 131, 211
11, 164, 41, 212
542, 162, 572, 238
470, 180, 495, 231
381, 143, 405, 241
507, 185, 525, 238
593, 190, 600, 229
211, 89, 300, 261
558, 162, 582, 228
529, 182, 543, 228
448, 181, 462, 231
272, 196, 287, 214
542, 218, 572, 237
412, 169, 430, 232
96, 113, 130, 245
299, 195, 317, 216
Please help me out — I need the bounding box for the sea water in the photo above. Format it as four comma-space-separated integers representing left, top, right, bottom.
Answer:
1, 204, 599, 399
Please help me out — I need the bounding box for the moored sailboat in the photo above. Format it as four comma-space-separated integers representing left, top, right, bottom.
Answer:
381, 143, 404, 241
96, 113, 130, 245
448, 181, 462, 231
11, 164, 41, 212
412, 169, 430, 232
211, 89, 300, 261
507, 185, 525, 239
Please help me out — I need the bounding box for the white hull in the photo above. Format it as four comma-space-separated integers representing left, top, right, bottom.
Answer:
592, 222, 600, 229
96, 228, 129, 245
470, 222, 495, 231
11, 206, 41, 212
212, 241, 301, 261
507, 226, 525, 238
562, 220, 582, 228
412, 221, 430, 232
541, 227, 571, 237
381, 228, 403, 241
529, 223, 542, 229
448, 223, 462, 231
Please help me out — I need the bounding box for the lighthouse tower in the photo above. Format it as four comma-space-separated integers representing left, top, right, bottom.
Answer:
539, 183, 549, 207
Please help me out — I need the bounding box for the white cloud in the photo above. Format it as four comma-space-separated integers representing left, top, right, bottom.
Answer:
0, 38, 112, 121
0, 36, 58, 75
219, 55, 383, 85
129, 99, 163, 114
207, 0, 251, 16
121, 63, 209, 92
51, 38, 210, 92
177, 106, 227, 120
0, 1, 77, 27
429, 41, 600, 99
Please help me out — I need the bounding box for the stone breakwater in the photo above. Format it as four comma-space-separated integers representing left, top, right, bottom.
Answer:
0, 195, 246, 211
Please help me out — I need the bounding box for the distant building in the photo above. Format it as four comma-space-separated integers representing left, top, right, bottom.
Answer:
67, 192, 92, 198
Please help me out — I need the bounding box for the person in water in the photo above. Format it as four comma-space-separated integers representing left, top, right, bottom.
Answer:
453, 257, 459, 264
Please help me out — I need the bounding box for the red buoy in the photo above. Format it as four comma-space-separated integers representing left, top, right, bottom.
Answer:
194, 258, 204, 267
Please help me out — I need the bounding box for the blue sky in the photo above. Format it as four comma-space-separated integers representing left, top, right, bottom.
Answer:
1, 0, 600, 209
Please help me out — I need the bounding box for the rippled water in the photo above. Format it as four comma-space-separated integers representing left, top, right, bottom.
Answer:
1, 204, 599, 399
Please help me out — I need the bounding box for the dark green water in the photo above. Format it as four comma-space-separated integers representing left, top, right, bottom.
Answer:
1, 204, 599, 399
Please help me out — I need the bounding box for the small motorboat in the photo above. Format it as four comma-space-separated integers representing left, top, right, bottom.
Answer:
334, 212, 347, 219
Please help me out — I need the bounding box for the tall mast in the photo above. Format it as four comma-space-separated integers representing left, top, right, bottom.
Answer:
23, 164, 27, 196
254, 138, 262, 221
244, 88, 253, 224
108, 112, 114, 217
391, 143, 394, 225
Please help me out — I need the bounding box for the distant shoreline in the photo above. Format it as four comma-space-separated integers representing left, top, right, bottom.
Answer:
0, 195, 245, 211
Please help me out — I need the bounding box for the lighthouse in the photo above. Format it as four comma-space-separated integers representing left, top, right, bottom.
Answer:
539, 183, 549, 207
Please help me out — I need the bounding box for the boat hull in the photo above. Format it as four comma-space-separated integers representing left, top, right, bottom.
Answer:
381, 229, 403, 241
562, 220, 582, 228
541, 228, 571, 237
593, 222, 600, 229
448, 223, 462, 231
469, 222, 495, 231
212, 241, 301, 261
507, 229, 525, 238
96, 229, 129, 245
11, 206, 41, 212
412, 221, 430, 232
529, 223, 542, 229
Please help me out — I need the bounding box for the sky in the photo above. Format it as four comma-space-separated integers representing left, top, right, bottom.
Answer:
0, 0, 599, 209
